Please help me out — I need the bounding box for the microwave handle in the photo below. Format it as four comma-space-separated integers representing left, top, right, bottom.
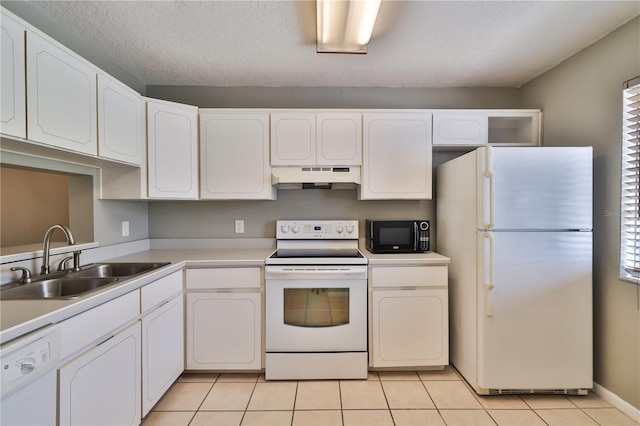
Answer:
414, 222, 419, 251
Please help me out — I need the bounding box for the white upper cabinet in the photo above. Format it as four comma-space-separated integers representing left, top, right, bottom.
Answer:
26, 31, 97, 155
97, 74, 145, 165
361, 112, 433, 200
432, 110, 541, 149
1, 12, 26, 138
488, 110, 541, 146
316, 112, 362, 165
271, 111, 362, 166
146, 98, 199, 199
271, 112, 316, 165
200, 110, 275, 200
433, 113, 488, 147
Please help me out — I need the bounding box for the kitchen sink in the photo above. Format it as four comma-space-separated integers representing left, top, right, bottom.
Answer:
1, 262, 170, 300
72, 262, 169, 278
0, 277, 120, 299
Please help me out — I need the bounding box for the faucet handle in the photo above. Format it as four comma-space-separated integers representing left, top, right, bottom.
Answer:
72, 250, 82, 272
56, 256, 73, 271
10, 267, 32, 284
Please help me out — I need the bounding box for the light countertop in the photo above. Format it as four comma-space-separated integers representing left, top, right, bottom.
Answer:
1, 246, 449, 345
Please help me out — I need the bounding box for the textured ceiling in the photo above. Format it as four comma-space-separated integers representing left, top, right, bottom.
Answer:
19, 0, 640, 88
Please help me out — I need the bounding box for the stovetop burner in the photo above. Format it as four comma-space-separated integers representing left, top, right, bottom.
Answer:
267, 220, 367, 266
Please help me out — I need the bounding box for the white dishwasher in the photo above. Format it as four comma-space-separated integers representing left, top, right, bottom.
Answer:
1, 324, 61, 426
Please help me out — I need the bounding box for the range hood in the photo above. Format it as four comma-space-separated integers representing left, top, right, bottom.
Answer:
271, 166, 361, 189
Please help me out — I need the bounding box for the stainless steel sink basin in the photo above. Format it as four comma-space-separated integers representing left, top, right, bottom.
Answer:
0, 277, 120, 300
1, 262, 170, 300
72, 262, 169, 278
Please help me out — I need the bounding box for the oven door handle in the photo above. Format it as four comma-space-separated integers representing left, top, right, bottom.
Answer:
265, 268, 368, 280
266, 269, 365, 275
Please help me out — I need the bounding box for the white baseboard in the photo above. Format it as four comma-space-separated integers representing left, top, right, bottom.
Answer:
593, 382, 640, 423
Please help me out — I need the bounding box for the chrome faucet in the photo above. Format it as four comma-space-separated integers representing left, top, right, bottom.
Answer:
41, 225, 76, 275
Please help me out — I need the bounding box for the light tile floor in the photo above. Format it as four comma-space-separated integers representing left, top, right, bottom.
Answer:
143, 367, 639, 426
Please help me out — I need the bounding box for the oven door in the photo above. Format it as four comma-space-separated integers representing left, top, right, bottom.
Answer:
265, 266, 367, 353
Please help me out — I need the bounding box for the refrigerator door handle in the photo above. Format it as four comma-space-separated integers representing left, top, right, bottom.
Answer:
484, 232, 495, 317
484, 147, 495, 230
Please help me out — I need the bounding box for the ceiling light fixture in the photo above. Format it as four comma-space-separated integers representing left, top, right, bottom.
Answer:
316, 0, 382, 54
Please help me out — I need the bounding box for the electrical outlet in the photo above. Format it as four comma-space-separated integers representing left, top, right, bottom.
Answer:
235, 220, 245, 234
122, 221, 130, 237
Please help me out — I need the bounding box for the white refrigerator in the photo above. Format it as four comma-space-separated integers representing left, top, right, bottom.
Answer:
437, 146, 593, 395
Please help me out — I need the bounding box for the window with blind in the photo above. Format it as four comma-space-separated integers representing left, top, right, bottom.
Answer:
620, 78, 640, 284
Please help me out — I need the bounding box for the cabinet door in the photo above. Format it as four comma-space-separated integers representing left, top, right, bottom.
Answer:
186, 292, 261, 370
142, 294, 184, 416
98, 74, 145, 165
361, 112, 432, 199
147, 99, 199, 199
26, 32, 97, 155
433, 113, 487, 146
200, 111, 275, 199
371, 288, 448, 367
316, 112, 362, 165
271, 112, 316, 165
1, 12, 26, 138
59, 322, 141, 426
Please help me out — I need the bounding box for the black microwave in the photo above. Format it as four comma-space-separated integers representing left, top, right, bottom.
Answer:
366, 220, 430, 253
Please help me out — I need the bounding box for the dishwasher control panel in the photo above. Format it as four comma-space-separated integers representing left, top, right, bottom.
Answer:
1, 325, 60, 398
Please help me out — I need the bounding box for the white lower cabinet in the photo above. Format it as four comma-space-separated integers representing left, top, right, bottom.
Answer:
141, 294, 183, 416
186, 268, 262, 370
186, 292, 261, 370
369, 265, 449, 368
58, 321, 141, 426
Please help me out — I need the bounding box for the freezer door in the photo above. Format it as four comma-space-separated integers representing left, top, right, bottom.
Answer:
477, 231, 592, 391
477, 147, 593, 230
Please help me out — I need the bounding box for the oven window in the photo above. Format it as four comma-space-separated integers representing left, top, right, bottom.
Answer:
283, 288, 349, 327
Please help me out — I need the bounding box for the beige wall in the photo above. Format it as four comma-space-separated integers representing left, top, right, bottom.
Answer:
1, 166, 70, 247
521, 17, 640, 410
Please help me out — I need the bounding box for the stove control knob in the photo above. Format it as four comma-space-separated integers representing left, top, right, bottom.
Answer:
346, 224, 355, 233
336, 224, 344, 234
292, 224, 300, 233
280, 225, 290, 233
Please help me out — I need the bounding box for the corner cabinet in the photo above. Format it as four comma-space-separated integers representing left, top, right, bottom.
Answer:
186, 267, 262, 370
200, 110, 276, 200
1, 11, 26, 138
98, 74, 145, 165
26, 31, 97, 155
361, 112, 433, 200
369, 265, 449, 368
146, 98, 199, 199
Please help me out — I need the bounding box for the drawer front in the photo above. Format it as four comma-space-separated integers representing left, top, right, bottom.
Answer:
186, 267, 261, 290
141, 271, 183, 313
60, 290, 139, 360
370, 266, 447, 288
